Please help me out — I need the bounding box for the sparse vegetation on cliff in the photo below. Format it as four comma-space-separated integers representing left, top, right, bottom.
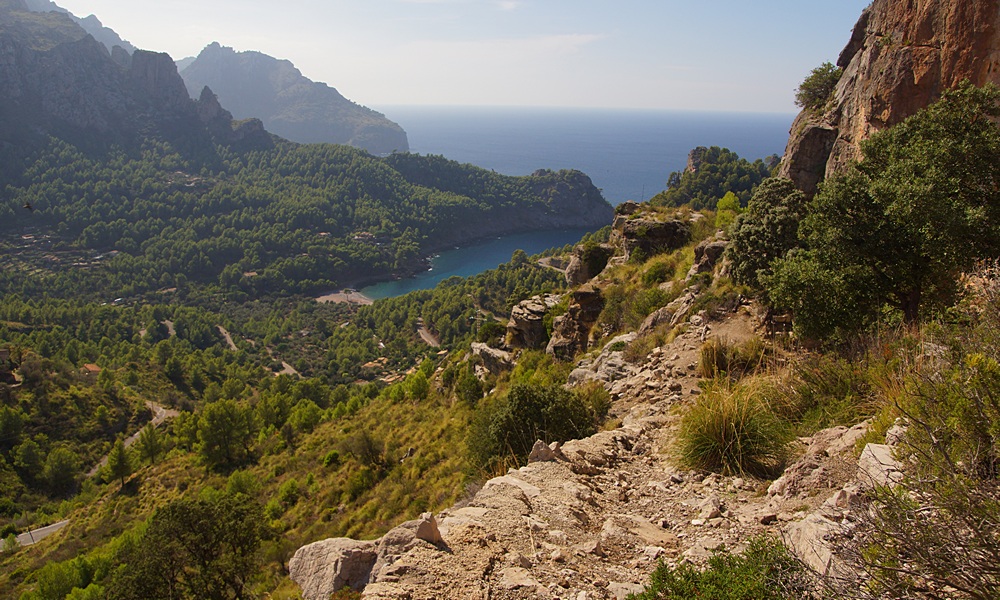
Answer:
794, 61, 842, 111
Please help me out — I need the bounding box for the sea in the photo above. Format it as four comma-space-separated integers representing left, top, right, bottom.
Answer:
360, 106, 795, 299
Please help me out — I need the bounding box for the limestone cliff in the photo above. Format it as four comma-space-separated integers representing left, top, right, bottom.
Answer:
780, 0, 1000, 193
0, 3, 272, 157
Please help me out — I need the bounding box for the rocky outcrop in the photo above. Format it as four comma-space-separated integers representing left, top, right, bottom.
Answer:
179, 42, 409, 155
780, 0, 1000, 193
128, 50, 192, 111
546, 284, 604, 361
471, 342, 513, 376
610, 215, 690, 262
686, 237, 728, 278
289, 513, 443, 599
22, 0, 136, 54
565, 243, 614, 285
507, 294, 562, 349
289, 538, 378, 598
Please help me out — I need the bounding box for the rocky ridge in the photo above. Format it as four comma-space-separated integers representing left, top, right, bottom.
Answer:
21, 0, 135, 54
779, 0, 1000, 193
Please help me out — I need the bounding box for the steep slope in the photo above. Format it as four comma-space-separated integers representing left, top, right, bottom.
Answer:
22, 0, 136, 53
0, 1, 271, 160
780, 0, 1000, 193
180, 42, 409, 155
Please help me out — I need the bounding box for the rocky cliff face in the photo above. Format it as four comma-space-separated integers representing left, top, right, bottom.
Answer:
0, 4, 271, 156
780, 0, 1000, 193
180, 42, 410, 155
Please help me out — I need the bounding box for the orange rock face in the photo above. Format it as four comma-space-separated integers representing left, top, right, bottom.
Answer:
780, 0, 1000, 193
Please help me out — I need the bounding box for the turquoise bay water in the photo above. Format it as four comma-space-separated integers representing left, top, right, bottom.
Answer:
361, 227, 594, 300
360, 107, 794, 299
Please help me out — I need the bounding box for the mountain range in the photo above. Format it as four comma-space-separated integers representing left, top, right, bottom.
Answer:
179, 43, 409, 155
8, 0, 409, 155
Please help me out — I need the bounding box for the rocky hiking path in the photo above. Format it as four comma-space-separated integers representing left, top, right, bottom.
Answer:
291, 306, 887, 599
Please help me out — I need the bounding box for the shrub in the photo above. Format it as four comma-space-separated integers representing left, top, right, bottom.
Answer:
794, 61, 842, 111
697, 337, 767, 380
628, 536, 812, 599
322, 450, 341, 468
277, 478, 300, 507
467, 382, 602, 471
678, 380, 791, 477
830, 266, 1000, 598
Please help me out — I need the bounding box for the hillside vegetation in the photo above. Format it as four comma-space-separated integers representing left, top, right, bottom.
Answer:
1, 140, 609, 300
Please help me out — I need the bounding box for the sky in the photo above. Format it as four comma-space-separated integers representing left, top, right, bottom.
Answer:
55, 0, 873, 113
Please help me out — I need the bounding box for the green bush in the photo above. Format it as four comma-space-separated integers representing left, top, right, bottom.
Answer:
678, 380, 791, 477
839, 357, 1000, 597
794, 62, 842, 111
322, 450, 341, 468
467, 382, 604, 471
628, 536, 811, 599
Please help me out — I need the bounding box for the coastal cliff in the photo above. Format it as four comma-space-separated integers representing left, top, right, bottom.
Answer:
780, 0, 1000, 193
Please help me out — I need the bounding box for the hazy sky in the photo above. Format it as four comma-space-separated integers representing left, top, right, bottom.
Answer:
56, 0, 872, 113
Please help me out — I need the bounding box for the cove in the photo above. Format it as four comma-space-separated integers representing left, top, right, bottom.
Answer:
360, 227, 597, 300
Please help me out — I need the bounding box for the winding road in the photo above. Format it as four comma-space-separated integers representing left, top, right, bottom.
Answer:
16, 519, 69, 547
86, 401, 178, 478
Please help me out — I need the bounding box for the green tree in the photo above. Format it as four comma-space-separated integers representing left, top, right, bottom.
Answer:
0, 406, 25, 452
107, 493, 270, 600
197, 399, 255, 469
42, 446, 80, 497
407, 371, 430, 401
769, 82, 1000, 332
727, 178, 807, 289
13, 438, 43, 485
795, 61, 842, 111
106, 439, 132, 488
136, 424, 163, 465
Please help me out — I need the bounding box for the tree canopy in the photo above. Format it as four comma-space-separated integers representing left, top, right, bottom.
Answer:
795, 62, 843, 111
766, 82, 1000, 335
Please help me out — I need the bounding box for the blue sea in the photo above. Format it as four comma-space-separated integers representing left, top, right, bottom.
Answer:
361, 107, 795, 298
380, 106, 795, 206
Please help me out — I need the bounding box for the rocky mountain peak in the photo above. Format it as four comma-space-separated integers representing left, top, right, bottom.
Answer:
779, 0, 1000, 194
128, 49, 192, 111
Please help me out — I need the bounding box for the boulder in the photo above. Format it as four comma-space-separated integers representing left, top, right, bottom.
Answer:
857, 443, 903, 488
288, 538, 378, 599
639, 305, 674, 334
784, 513, 842, 576
687, 239, 728, 277
370, 513, 442, 584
